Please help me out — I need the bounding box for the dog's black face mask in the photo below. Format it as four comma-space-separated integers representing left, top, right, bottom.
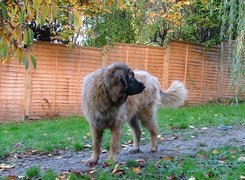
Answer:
124, 71, 145, 95
105, 63, 145, 101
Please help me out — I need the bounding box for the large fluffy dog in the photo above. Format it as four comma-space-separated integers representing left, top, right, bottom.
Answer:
82, 63, 187, 166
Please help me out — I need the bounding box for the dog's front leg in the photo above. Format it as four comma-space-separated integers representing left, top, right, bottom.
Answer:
86, 125, 103, 167
107, 123, 122, 162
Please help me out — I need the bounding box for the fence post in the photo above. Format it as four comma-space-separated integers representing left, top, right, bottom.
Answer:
145, 47, 148, 71
163, 45, 170, 89
53, 46, 58, 113
184, 44, 189, 84
217, 42, 224, 99
24, 68, 31, 120
126, 45, 129, 64
200, 48, 205, 103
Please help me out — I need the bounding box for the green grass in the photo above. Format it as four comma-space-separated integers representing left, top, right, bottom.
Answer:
26, 166, 41, 179
157, 103, 245, 131
0, 116, 90, 157
0, 103, 244, 158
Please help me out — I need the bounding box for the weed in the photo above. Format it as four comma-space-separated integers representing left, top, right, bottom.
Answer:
26, 166, 41, 179
41, 169, 57, 180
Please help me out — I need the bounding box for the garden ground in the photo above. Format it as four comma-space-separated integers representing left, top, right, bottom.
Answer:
0, 103, 244, 179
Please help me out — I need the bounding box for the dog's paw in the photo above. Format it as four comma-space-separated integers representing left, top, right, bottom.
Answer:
128, 148, 141, 153
150, 147, 158, 152
85, 158, 98, 167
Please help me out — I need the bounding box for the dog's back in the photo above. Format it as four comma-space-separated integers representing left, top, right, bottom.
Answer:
125, 70, 187, 122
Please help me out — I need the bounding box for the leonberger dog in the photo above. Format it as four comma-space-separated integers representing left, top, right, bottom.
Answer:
82, 62, 187, 166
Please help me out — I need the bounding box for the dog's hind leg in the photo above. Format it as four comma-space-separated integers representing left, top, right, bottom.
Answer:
139, 107, 158, 152
107, 123, 122, 162
128, 116, 141, 153
86, 125, 103, 167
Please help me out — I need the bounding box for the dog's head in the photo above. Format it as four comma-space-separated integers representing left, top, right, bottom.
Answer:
103, 63, 145, 103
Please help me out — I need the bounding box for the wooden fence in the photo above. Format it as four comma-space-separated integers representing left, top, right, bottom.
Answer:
0, 40, 244, 122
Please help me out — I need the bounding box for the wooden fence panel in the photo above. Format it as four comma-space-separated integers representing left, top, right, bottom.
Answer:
79, 48, 103, 116
0, 40, 244, 122
185, 44, 204, 104
147, 47, 165, 88
29, 43, 58, 119
0, 61, 26, 122
201, 47, 220, 103
167, 41, 187, 90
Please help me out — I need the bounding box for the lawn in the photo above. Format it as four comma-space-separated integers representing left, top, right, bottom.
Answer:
0, 103, 244, 179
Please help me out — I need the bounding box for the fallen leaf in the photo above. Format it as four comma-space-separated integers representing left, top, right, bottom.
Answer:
159, 137, 166, 141
189, 126, 195, 129
14, 154, 22, 159
111, 163, 120, 174
7, 175, 17, 180
167, 135, 179, 141
83, 144, 92, 148
218, 160, 225, 164
189, 176, 195, 180
55, 156, 63, 159
135, 159, 146, 166
32, 150, 40, 155
197, 154, 206, 159
86, 167, 96, 175
238, 157, 245, 162
0, 164, 15, 171
201, 127, 208, 130
132, 167, 141, 174
160, 156, 173, 161
56, 174, 66, 180
121, 144, 130, 148
212, 149, 220, 155
171, 148, 179, 151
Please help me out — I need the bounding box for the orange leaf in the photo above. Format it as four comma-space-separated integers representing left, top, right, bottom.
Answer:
132, 167, 141, 174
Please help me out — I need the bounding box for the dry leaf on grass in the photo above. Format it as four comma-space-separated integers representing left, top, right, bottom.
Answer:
212, 149, 220, 155
111, 163, 122, 174
83, 144, 92, 148
0, 164, 15, 171
132, 167, 141, 174
238, 157, 245, 162
160, 156, 173, 161
135, 159, 146, 166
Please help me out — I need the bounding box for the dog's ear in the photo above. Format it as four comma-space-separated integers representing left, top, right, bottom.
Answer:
106, 63, 118, 73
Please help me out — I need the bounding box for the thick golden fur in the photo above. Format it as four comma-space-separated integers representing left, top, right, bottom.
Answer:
82, 63, 145, 166
82, 63, 187, 166
126, 70, 188, 152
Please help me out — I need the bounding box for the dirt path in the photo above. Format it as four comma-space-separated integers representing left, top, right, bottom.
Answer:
1, 126, 245, 177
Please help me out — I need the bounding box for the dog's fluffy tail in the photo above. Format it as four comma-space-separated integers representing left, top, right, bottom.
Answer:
160, 81, 188, 108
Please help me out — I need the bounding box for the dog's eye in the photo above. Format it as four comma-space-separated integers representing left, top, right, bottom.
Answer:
128, 72, 134, 79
